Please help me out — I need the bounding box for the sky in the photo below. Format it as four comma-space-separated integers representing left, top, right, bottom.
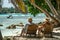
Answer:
2, 0, 14, 8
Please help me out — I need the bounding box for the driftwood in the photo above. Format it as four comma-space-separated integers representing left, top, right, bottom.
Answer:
6, 25, 16, 29
0, 24, 3, 26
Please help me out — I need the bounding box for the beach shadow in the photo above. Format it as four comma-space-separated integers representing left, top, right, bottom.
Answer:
13, 32, 60, 40
14, 35, 60, 40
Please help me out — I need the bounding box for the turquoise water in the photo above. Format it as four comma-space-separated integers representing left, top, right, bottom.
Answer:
0, 13, 46, 29
0, 13, 46, 37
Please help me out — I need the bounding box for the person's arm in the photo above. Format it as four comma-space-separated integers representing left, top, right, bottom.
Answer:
24, 24, 28, 29
20, 24, 28, 36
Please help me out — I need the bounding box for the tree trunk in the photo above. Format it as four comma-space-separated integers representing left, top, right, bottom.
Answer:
56, 0, 60, 18
56, 0, 60, 10
29, 0, 59, 24
45, 0, 58, 15
0, 30, 3, 40
11, 0, 27, 13
11, 0, 21, 12
11, 0, 60, 25
45, 0, 60, 22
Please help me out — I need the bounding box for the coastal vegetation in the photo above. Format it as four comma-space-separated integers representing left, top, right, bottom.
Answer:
0, 7, 20, 13
0, 0, 60, 26
11, 0, 60, 26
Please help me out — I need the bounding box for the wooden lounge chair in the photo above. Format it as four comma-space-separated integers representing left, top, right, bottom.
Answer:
43, 22, 54, 37
26, 24, 38, 36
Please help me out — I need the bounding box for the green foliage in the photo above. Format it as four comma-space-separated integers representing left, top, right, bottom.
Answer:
35, 0, 51, 12
0, 0, 58, 17
29, 6, 39, 17
24, 0, 58, 17
24, 0, 40, 17
24, 0, 53, 17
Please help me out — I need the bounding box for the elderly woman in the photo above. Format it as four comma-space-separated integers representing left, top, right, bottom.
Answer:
38, 18, 54, 37
44, 20, 53, 37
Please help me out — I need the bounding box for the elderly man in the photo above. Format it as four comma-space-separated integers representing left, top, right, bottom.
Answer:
20, 18, 35, 36
24, 18, 35, 32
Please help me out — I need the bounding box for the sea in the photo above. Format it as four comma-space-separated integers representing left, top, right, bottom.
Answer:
0, 13, 46, 38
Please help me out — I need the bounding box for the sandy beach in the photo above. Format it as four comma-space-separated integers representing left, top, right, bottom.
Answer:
0, 14, 60, 40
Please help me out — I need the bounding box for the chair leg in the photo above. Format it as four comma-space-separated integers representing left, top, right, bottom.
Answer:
20, 29, 25, 37
50, 32, 53, 37
26, 34, 28, 36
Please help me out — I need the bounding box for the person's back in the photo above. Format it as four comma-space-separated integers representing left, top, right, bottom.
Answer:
26, 24, 38, 34
43, 21, 54, 34
20, 18, 38, 36
25, 23, 37, 34
24, 18, 34, 32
